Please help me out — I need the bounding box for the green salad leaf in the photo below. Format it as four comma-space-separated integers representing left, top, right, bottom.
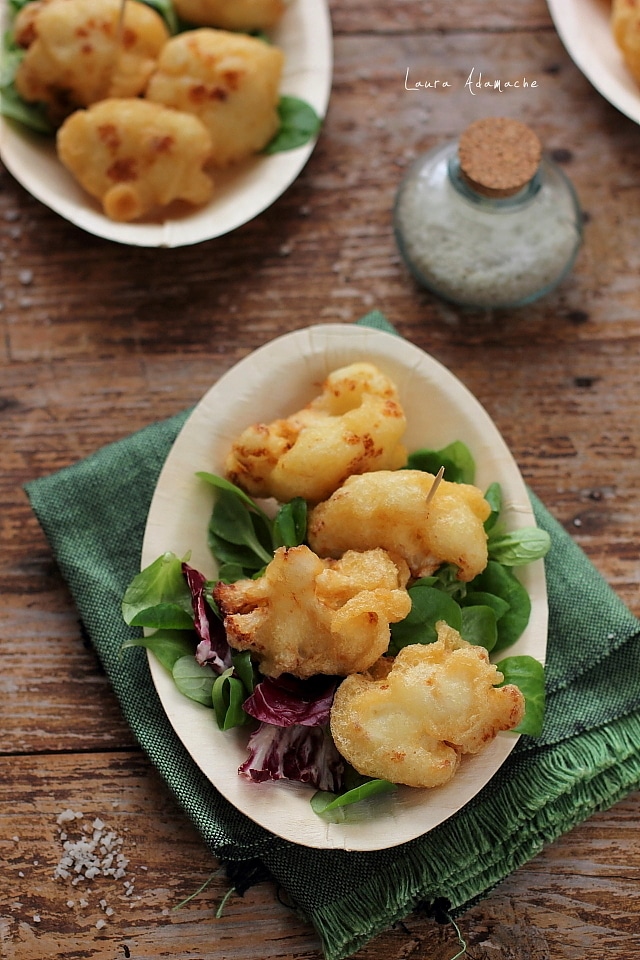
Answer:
121, 628, 195, 672
264, 95, 321, 154
212, 668, 252, 730
407, 440, 476, 484
172, 655, 216, 706
122, 552, 194, 630
487, 526, 551, 566
389, 584, 462, 653
311, 779, 397, 821
496, 655, 546, 737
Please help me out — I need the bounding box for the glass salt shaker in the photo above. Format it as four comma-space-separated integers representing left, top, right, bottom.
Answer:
393, 117, 583, 308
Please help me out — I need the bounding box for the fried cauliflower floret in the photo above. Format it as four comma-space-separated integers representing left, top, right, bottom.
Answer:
213, 545, 411, 679
308, 469, 490, 582
172, 0, 285, 31
612, 0, 640, 85
145, 29, 283, 167
57, 98, 214, 222
330, 622, 526, 788
225, 363, 408, 504
14, 0, 169, 125
13, 0, 51, 49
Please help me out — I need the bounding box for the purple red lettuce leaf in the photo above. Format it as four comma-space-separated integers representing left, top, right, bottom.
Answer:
238, 722, 345, 792
243, 674, 338, 727
182, 563, 232, 673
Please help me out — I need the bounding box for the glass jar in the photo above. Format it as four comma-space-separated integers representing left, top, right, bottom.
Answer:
393, 117, 583, 308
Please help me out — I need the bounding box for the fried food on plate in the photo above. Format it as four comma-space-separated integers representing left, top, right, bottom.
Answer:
57, 98, 214, 222
308, 468, 491, 582
224, 363, 408, 504
330, 622, 526, 788
14, 0, 169, 125
612, 0, 640, 85
213, 545, 411, 679
172, 0, 285, 32
145, 29, 284, 167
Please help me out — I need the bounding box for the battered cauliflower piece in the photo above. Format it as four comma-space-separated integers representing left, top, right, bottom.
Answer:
14, 0, 169, 125
57, 98, 214, 222
172, 0, 285, 31
145, 29, 284, 167
308, 469, 491, 582
612, 0, 640, 86
330, 622, 526, 788
225, 363, 408, 504
13, 0, 49, 49
213, 545, 411, 679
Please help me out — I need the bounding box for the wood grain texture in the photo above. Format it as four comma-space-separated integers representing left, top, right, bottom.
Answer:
2, 0, 640, 955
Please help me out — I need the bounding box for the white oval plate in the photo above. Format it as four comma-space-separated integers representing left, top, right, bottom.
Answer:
0, 0, 332, 247
142, 324, 548, 850
547, 0, 640, 126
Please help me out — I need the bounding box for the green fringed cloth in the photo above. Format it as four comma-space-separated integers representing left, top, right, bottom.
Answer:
25, 313, 640, 960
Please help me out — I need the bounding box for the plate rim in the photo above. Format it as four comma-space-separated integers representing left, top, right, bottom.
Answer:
546, 0, 640, 126
141, 323, 549, 851
0, 0, 333, 247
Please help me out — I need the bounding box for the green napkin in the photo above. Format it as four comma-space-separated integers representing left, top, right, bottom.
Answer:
25, 313, 640, 960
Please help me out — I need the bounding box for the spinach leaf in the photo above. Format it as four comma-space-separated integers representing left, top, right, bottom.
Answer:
197, 471, 271, 520
172, 655, 216, 706
272, 497, 307, 548
121, 629, 195, 672
207, 529, 266, 572
460, 590, 510, 621
216, 561, 250, 583
469, 561, 531, 653
122, 552, 194, 630
389, 585, 462, 653
264, 95, 321, 154
487, 527, 551, 566
231, 650, 257, 695
210, 488, 272, 558
310, 779, 396, 821
426, 564, 468, 601
407, 440, 475, 484
459, 605, 497, 651
496, 655, 545, 737
212, 668, 251, 730
483, 482, 502, 532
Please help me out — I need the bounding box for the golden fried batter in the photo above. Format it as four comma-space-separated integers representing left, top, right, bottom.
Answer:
308, 468, 491, 582
213, 545, 411, 679
172, 0, 285, 32
14, 0, 169, 125
57, 98, 214, 221
612, 0, 640, 85
225, 363, 408, 504
145, 29, 284, 167
330, 622, 525, 788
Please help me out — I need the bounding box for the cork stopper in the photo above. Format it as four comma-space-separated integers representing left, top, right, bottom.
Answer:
458, 117, 542, 199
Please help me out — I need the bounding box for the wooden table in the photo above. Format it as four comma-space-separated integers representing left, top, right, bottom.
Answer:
2, 1, 640, 957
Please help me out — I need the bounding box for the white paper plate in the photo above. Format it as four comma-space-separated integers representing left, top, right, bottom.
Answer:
0, 0, 332, 247
547, 0, 640, 125
142, 324, 548, 850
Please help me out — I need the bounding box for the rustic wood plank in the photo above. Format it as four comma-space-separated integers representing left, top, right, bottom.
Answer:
2, 2, 640, 957
2, 755, 639, 960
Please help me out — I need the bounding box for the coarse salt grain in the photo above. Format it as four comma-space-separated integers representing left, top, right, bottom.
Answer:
53, 811, 130, 887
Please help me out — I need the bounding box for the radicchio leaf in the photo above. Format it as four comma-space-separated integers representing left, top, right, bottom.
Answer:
182, 563, 232, 673
238, 722, 344, 792
242, 674, 338, 727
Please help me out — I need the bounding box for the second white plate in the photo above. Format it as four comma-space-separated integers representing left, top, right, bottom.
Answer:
547, 0, 640, 126
0, 0, 332, 247
141, 323, 548, 851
